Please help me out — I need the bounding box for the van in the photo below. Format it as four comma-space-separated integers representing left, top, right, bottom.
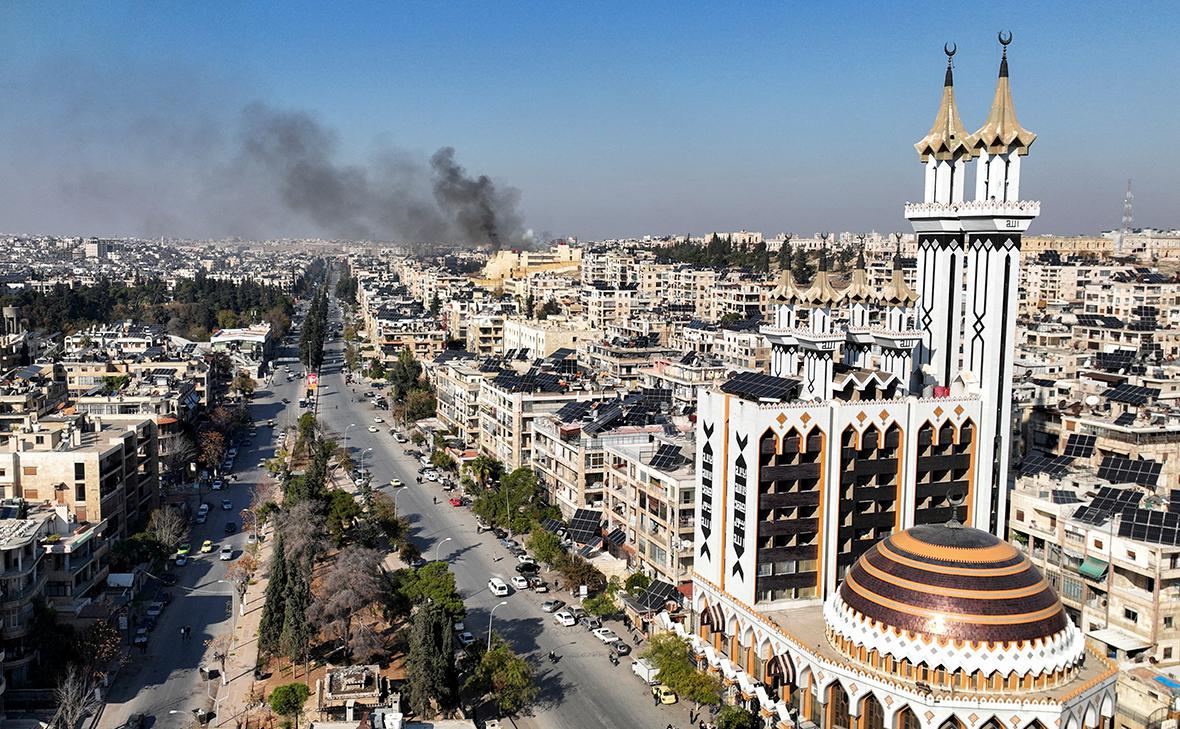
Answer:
488, 577, 509, 597
632, 658, 659, 684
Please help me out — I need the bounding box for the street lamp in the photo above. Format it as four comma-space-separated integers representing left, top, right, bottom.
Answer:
488, 600, 508, 651
434, 537, 453, 563
344, 423, 357, 453
359, 447, 374, 477
393, 485, 408, 512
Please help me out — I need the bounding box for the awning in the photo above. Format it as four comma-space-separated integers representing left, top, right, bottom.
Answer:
1087, 626, 1151, 652
1063, 547, 1085, 560
765, 653, 796, 685
1079, 557, 1109, 580
700, 602, 726, 630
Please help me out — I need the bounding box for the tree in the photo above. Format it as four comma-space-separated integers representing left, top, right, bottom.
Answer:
624, 571, 652, 594
429, 291, 441, 315
370, 492, 404, 540
161, 434, 197, 485
581, 591, 617, 618
717, 705, 761, 729
554, 553, 606, 593
525, 527, 564, 566
344, 344, 360, 372
642, 633, 722, 706
367, 357, 387, 380
325, 489, 362, 545
77, 620, 122, 673
310, 546, 385, 661
430, 450, 456, 472
280, 565, 314, 675
467, 455, 502, 488
792, 248, 816, 283
465, 636, 538, 717
404, 389, 436, 422
536, 300, 562, 320
394, 561, 466, 622
206, 633, 233, 686
278, 500, 327, 565
297, 412, 317, 455
268, 682, 310, 729
147, 507, 188, 548
405, 605, 457, 718
471, 467, 542, 533
258, 533, 288, 656
50, 663, 98, 729
232, 371, 256, 396
197, 429, 227, 470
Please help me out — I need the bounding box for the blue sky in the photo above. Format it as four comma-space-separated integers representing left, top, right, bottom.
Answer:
0, 1, 1176, 241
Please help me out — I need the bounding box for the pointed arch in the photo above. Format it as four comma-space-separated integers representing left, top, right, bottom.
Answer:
861, 693, 886, 729
828, 680, 852, 729
896, 706, 922, 729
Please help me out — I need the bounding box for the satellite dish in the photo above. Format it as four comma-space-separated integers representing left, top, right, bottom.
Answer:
1085, 395, 1100, 407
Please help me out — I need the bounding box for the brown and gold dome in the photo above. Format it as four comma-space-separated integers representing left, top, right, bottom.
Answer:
824, 524, 1086, 682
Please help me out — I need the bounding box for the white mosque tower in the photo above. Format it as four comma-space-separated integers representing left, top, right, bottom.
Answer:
906, 32, 1039, 533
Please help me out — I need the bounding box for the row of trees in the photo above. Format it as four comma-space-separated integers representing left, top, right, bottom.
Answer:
334, 272, 358, 305
0, 274, 295, 341
299, 283, 330, 372
651, 235, 875, 283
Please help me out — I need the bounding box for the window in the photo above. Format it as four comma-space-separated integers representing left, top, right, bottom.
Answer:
75, 483, 86, 501
1094, 539, 1104, 549
1016, 510, 1025, 522
75, 463, 86, 481
1126, 549, 1137, 560
22, 466, 37, 476
1124, 608, 1139, 623
1166, 648, 1174, 660
1166, 616, 1174, 629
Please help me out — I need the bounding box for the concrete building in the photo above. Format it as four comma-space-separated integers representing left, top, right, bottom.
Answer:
502, 316, 591, 359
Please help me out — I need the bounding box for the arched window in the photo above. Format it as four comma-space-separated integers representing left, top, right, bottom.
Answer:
829, 682, 851, 729
897, 707, 921, 729
861, 694, 885, 729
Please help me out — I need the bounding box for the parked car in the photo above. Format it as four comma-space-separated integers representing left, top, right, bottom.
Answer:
517, 554, 536, 565
651, 684, 678, 704
367, 425, 379, 433
541, 599, 567, 613
528, 577, 549, 593
510, 576, 530, 590
158, 573, 178, 586
592, 627, 621, 644
515, 562, 540, 575
211, 480, 224, 491
175, 555, 188, 567
220, 545, 234, 561
373, 417, 384, 424
613, 641, 632, 656
488, 577, 510, 597
200, 539, 214, 553
455, 631, 475, 648
449, 497, 463, 507
177, 543, 192, 555
553, 610, 577, 627
133, 628, 149, 646
580, 615, 602, 630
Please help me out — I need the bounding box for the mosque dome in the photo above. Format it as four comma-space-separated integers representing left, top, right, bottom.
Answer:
823, 524, 1086, 682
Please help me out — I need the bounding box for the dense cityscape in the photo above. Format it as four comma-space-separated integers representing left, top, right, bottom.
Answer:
1, 7, 1179, 729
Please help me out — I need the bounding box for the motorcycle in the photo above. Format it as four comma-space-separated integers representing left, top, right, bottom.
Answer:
548, 651, 560, 664
608, 653, 619, 666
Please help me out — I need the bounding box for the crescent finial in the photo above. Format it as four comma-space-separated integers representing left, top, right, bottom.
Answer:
944, 42, 957, 58
998, 30, 1013, 46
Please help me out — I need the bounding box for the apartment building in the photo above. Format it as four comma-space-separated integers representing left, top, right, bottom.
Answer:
603, 434, 695, 585
578, 335, 678, 389
0, 513, 47, 689
0, 415, 160, 539
430, 352, 489, 446
502, 316, 591, 358
531, 392, 672, 518
641, 352, 729, 412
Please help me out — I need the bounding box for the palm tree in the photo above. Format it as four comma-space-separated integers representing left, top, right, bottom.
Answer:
468, 455, 502, 489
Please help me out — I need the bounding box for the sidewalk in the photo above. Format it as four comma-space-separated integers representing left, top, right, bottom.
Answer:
212, 524, 275, 727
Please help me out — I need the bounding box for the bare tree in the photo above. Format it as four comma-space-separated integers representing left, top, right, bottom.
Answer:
162, 434, 197, 487
309, 546, 384, 660
278, 500, 326, 564
50, 663, 98, 729
147, 507, 188, 548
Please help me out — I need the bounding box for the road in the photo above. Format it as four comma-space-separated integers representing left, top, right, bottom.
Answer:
98, 335, 311, 729
314, 298, 698, 729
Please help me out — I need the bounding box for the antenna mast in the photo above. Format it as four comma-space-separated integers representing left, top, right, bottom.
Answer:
1117, 178, 1134, 255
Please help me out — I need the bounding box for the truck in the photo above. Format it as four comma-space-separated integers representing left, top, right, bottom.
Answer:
632, 657, 659, 684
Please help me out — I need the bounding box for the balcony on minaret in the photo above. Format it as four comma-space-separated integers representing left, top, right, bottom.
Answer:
905, 199, 1040, 232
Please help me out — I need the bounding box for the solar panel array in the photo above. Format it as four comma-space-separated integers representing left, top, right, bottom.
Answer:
1076, 314, 1125, 329
1118, 508, 1180, 547
1170, 490, 1180, 514
720, 371, 799, 402
1097, 455, 1163, 487
555, 400, 596, 423
1094, 350, 1137, 372
582, 402, 624, 436
1103, 383, 1160, 405
541, 517, 566, 534
635, 580, 681, 611
1073, 486, 1142, 525
1114, 412, 1137, 427
1018, 452, 1074, 478
648, 443, 687, 470
1051, 490, 1083, 505
1063, 434, 1097, 459
567, 508, 602, 544
606, 527, 626, 546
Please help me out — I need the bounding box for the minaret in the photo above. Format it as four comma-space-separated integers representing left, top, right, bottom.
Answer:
841, 248, 875, 368
768, 249, 803, 378
875, 242, 921, 388
908, 43, 974, 393
961, 31, 1039, 535
796, 246, 842, 399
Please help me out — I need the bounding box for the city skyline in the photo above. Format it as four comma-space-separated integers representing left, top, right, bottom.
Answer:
1, 2, 1177, 241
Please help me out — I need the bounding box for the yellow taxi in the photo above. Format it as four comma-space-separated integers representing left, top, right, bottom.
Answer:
200, 540, 214, 553
651, 684, 677, 704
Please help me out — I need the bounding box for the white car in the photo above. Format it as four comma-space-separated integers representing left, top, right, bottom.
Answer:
553, 610, 577, 627
516, 554, 536, 565
219, 545, 234, 561
425, 471, 439, 482
455, 631, 475, 648
488, 577, 509, 597
592, 627, 621, 644
373, 416, 384, 423
367, 425, 378, 433
510, 576, 530, 590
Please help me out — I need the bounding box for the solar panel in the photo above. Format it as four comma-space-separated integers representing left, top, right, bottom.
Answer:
1171, 490, 1180, 514
1018, 452, 1074, 478
541, 518, 566, 534
1118, 508, 1180, 547
605, 527, 626, 547
1114, 412, 1136, 427
567, 508, 602, 544
582, 403, 624, 436
555, 400, 595, 423
577, 544, 596, 558
635, 580, 681, 611
1097, 455, 1163, 487
1103, 383, 1160, 406
1051, 490, 1082, 505
1062, 434, 1096, 459
720, 371, 798, 403
1073, 486, 1143, 525
648, 443, 687, 470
